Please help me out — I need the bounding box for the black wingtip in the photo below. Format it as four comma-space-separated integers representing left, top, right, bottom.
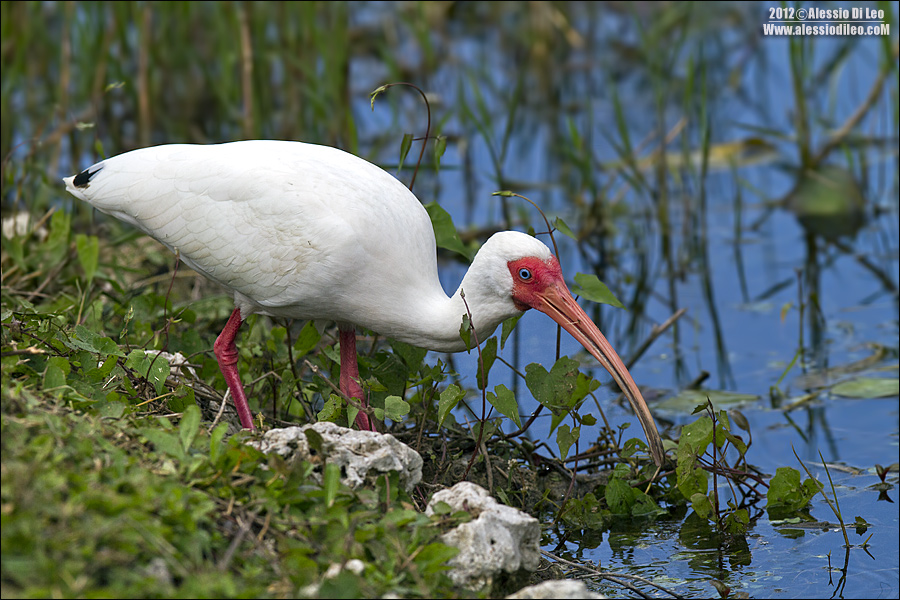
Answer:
72, 164, 104, 187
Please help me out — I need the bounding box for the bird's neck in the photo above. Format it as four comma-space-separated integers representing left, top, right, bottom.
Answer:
389, 264, 520, 353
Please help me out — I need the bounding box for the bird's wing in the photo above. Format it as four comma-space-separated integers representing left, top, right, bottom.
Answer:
65, 141, 442, 322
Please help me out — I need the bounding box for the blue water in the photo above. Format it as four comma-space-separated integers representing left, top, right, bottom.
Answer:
355, 8, 900, 597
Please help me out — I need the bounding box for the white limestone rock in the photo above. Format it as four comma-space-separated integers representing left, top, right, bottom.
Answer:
425, 481, 541, 589
249, 421, 423, 492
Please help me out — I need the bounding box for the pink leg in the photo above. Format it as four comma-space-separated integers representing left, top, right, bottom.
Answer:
213, 308, 255, 430
339, 325, 373, 431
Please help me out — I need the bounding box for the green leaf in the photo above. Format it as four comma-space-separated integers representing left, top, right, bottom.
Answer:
383, 395, 410, 422
372, 352, 409, 397
179, 404, 201, 451
125, 348, 169, 395
570, 273, 625, 309
655, 389, 759, 414
678, 415, 714, 455
433, 136, 448, 171
553, 217, 577, 240
209, 422, 228, 464
690, 492, 713, 519
82, 355, 118, 383
425, 202, 471, 260
397, 132, 414, 172
831, 377, 899, 398
471, 420, 497, 442
415, 542, 459, 570
141, 428, 184, 461
322, 463, 341, 508
71, 325, 125, 357
317, 395, 342, 422
500, 314, 523, 350
605, 477, 635, 514
720, 427, 748, 456
45, 209, 72, 264
304, 427, 325, 453
457, 313, 472, 351
2, 230, 25, 269
476, 337, 497, 389
525, 357, 598, 432
369, 84, 388, 108
767, 467, 823, 516
144, 353, 170, 396
167, 384, 195, 412
390, 340, 428, 370
438, 384, 465, 428
556, 424, 579, 460
725, 508, 750, 534
487, 384, 521, 428
75, 233, 100, 284
43, 356, 70, 391
631, 490, 664, 517
293, 321, 322, 355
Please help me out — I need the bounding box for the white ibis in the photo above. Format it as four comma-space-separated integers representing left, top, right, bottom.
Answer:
64, 140, 665, 466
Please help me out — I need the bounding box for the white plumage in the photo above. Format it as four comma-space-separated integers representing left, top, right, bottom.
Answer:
64, 140, 664, 465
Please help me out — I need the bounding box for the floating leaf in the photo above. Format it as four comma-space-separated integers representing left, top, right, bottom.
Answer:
655, 389, 759, 414
831, 377, 899, 398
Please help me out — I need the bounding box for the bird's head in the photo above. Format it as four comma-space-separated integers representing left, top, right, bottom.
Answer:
475, 231, 665, 466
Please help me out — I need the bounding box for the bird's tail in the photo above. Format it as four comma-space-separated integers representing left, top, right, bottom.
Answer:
62, 162, 105, 201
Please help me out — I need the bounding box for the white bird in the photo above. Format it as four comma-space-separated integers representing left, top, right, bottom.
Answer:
64, 140, 665, 466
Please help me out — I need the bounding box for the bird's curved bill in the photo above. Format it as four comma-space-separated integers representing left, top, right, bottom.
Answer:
533, 283, 666, 466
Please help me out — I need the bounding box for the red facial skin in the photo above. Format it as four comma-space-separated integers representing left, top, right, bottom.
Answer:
508, 256, 565, 311
506, 256, 665, 466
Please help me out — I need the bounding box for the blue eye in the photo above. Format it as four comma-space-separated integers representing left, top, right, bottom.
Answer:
518, 268, 532, 281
